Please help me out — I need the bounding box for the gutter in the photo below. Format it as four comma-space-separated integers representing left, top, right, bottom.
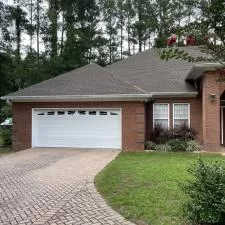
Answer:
150, 92, 198, 98
1, 92, 198, 103
0, 94, 152, 102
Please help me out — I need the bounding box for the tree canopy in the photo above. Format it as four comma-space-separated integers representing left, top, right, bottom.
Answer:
160, 0, 225, 66
0, 0, 223, 118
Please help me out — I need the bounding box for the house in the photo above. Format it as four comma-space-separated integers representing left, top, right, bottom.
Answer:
1, 46, 224, 152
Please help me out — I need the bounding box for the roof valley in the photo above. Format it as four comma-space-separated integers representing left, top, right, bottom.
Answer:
102, 66, 148, 94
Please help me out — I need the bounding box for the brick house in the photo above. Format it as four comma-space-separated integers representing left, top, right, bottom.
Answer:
1, 47, 224, 152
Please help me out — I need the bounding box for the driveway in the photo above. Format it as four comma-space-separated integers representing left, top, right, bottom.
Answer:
0, 148, 133, 225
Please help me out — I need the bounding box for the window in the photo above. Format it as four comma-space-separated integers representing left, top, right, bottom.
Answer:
173, 104, 190, 127
110, 112, 118, 115
89, 111, 97, 115
99, 111, 108, 115
37, 112, 45, 116
78, 110, 86, 115
68, 110, 76, 115
153, 104, 169, 128
57, 111, 65, 115
47, 111, 55, 115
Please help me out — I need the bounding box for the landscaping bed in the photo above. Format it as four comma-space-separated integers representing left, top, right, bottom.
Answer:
95, 152, 225, 225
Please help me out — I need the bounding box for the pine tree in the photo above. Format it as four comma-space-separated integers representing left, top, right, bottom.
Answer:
100, 0, 119, 64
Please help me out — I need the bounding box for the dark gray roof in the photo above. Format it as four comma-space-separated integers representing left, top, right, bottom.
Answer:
2, 47, 205, 100
106, 46, 203, 93
5, 63, 146, 97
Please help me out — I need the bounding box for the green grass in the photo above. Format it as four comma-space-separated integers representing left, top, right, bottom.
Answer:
95, 152, 225, 225
0, 146, 12, 155
0, 132, 3, 145
0, 129, 12, 155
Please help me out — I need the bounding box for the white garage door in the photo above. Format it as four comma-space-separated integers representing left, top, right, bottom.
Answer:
32, 109, 122, 149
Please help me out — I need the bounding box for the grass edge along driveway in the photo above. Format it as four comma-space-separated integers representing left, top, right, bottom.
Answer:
95, 152, 225, 225
0, 147, 12, 155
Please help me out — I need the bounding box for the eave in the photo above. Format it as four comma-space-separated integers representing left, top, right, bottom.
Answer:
1, 92, 199, 103
186, 63, 225, 81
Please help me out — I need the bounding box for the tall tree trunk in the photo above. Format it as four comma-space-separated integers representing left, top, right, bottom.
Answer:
60, 11, 64, 56
14, 6, 22, 89
89, 46, 92, 64
49, 0, 58, 59
109, 16, 112, 64
30, 0, 33, 51
120, 18, 123, 59
137, 8, 142, 52
138, 33, 142, 52
37, 0, 40, 68
127, 15, 131, 55
15, 6, 21, 62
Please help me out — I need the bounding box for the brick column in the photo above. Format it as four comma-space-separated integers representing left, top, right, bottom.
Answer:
202, 72, 221, 151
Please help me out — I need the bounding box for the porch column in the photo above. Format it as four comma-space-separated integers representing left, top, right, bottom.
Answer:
202, 72, 221, 151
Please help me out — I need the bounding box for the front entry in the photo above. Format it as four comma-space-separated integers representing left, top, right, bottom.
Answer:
221, 107, 225, 146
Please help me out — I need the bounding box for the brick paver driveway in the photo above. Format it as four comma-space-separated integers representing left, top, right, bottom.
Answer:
0, 148, 134, 225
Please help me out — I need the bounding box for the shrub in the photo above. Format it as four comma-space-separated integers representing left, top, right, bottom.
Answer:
145, 141, 156, 150
167, 139, 187, 152
186, 140, 201, 152
0, 128, 12, 146
152, 123, 171, 144
155, 143, 172, 152
0, 104, 12, 122
181, 159, 225, 225
152, 123, 197, 144
173, 123, 197, 141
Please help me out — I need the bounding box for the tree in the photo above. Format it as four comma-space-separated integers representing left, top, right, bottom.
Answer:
10, 5, 28, 62
100, 0, 119, 64
133, 0, 148, 52
124, 0, 135, 55
117, 0, 126, 59
160, 0, 225, 65
48, 0, 60, 59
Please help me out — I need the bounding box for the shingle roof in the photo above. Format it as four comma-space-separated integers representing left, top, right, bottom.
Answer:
106, 46, 202, 93
2, 46, 204, 100
5, 63, 146, 97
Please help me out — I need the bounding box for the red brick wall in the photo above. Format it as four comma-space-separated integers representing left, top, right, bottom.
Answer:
145, 97, 203, 144
12, 101, 145, 152
202, 71, 225, 151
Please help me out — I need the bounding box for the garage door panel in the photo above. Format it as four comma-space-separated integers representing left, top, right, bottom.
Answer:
35, 122, 120, 131
32, 109, 121, 149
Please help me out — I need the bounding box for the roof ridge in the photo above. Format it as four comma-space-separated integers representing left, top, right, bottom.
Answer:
101, 66, 148, 94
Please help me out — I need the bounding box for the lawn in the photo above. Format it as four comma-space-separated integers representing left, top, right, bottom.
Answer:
0, 146, 12, 155
0, 130, 12, 155
95, 152, 225, 225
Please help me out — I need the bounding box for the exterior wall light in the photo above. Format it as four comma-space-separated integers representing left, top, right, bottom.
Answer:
209, 93, 216, 101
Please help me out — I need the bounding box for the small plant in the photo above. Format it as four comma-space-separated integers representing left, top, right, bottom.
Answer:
186, 140, 201, 152
145, 141, 156, 150
181, 159, 225, 225
0, 128, 12, 146
155, 143, 172, 152
167, 139, 187, 152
